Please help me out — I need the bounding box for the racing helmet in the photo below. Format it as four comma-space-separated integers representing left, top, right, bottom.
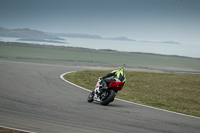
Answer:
118, 67, 124, 72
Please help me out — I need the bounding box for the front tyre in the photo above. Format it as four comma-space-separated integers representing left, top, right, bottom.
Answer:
100, 89, 116, 106
87, 91, 95, 102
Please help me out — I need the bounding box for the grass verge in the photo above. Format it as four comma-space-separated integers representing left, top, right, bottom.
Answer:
0, 127, 28, 133
64, 70, 200, 117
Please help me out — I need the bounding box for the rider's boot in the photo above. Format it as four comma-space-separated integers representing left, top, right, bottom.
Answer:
101, 86, 108, 92
99, 81, 108, 93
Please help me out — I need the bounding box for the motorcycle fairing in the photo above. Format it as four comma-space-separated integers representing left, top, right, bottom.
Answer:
108, 81, 124, 91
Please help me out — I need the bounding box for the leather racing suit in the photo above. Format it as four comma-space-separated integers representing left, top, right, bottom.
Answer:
100, 68, 126, 91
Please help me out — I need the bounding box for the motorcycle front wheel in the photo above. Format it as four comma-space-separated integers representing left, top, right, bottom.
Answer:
87, 91, 94, 102
100, 89, 116, 106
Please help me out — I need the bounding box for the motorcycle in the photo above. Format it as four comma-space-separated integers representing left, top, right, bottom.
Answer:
87, 78, 124, 105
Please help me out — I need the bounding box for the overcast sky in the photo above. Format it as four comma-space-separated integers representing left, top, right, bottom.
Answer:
0, 0, 200, 57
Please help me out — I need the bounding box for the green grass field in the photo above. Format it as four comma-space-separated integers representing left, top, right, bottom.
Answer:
64, 70, 200, 117
1, 41, 200, 74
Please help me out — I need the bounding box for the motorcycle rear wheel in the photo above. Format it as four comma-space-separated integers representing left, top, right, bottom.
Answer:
100, 89, 116, 106
87, 91, 94, 102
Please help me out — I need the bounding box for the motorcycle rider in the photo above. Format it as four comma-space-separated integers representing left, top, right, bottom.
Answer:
99, 67, 126, 92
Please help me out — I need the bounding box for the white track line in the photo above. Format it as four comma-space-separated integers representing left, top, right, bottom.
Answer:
60, 71, 92, 92
0, 125, 36, 133
61, 71, 200, 120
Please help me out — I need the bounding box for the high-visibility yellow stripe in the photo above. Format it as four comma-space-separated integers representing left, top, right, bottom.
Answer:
117, 70, 124, 78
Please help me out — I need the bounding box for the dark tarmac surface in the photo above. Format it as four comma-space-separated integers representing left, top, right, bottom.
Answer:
0, 60, 200, 133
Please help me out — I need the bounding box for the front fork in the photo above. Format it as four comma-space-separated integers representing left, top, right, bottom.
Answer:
93, 86, 101, 101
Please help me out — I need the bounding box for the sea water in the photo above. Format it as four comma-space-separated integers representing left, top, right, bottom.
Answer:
0, 37, 199, 58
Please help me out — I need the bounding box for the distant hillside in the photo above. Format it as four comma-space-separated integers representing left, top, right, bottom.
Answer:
0, 27, 180, 44
47, 32, 136, 41
0, 27, 136, 41
48, 33, 103, 39
0, 27, 63, 40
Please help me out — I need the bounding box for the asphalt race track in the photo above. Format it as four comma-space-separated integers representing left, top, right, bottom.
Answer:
0, 60, 200, 133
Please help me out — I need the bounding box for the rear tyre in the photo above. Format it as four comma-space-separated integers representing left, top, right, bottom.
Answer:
87, 91, 94, 102
100, 89, 116, 106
